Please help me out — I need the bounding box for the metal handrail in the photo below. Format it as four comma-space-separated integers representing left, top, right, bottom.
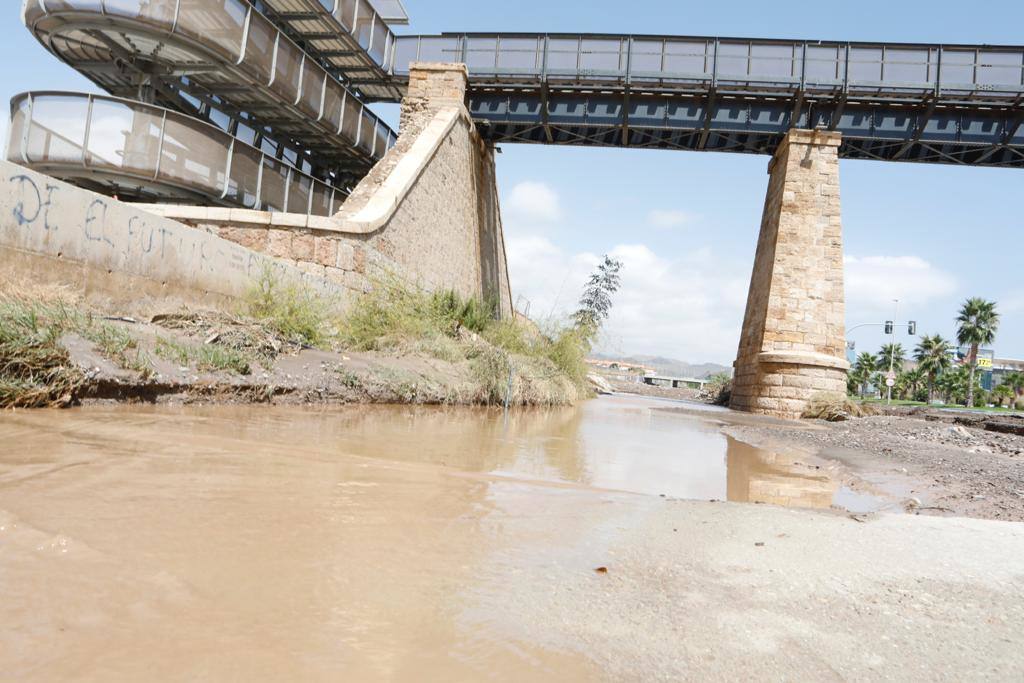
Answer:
22, 0, 397, 162
392, 34, 1024, 102
8, 91, 348, 215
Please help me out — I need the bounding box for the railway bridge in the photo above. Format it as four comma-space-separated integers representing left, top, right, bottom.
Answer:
6, 0, 1023, 417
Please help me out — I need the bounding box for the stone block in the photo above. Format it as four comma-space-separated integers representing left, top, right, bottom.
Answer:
314, 237, 338, 268
291, 232, 315, 262
266, 229, 293, 259
218, 225, 269, 253
336, 242, 356, 271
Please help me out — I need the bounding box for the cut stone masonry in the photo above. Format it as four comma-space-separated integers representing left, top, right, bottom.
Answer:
730, 129, 850, 419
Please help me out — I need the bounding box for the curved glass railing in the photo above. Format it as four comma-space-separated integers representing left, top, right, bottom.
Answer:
257, 0, 402, 101
22, 0, 397, 167
7, 92, 348, 216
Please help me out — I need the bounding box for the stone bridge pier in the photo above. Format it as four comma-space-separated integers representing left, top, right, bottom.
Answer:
730, 129, 850, 420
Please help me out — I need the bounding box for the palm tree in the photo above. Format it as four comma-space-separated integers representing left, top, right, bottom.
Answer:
914, 334, 953, 403
852, 352, 878, 398
898, 368, 926, 402
993, 384, 1015, 408
937, 365, 968, 405
1002, 371, 1024, 408
876, 344, 906, 400
877, 343, 907, 373
956, 298, 1000, 408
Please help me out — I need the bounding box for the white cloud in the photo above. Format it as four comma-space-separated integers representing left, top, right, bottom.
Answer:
504, 181, 561, 223
647, 209, 695, 229
844, 255, 957, 313
1003, 291, 1024, 314
506, 235, 749, 363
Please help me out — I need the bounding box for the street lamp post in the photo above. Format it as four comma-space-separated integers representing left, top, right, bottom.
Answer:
887, 299, 900, 405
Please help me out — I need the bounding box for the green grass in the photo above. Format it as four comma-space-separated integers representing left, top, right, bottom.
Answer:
337, 279, 589, 405
856, 397, 1021, 413
155, 336, 253, 376
78, 317, 152, 376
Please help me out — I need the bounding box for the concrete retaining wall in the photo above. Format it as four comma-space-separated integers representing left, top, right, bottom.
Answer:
0, 160, 348, 314
141, 64, 513, 318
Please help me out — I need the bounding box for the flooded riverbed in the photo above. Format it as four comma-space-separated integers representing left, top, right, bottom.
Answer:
0, 396, 898, 679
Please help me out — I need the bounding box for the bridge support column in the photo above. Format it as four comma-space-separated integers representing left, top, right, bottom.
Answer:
400, 62, 469, 135
730, 129, 849, 420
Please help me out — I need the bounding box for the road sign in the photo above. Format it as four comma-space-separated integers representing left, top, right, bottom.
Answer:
886, 371, 897, 381
886, 377, 896, 388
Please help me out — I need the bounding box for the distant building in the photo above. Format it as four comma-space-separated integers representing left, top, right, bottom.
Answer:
586, 359, 654, 376
993, 357, 1024, 389
642, 375, 710, 391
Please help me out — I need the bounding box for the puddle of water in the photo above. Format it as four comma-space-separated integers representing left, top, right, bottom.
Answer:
0, 395, 854, 509
0, 396, 870, 679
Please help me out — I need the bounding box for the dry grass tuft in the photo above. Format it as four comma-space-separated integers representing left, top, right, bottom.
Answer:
0, 296, 84, 408
802, 393, 881, 421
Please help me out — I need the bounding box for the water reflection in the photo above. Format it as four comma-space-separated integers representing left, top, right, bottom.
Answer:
725, 438, 836, 509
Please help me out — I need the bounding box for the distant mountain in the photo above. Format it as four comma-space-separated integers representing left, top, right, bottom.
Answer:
592, 353, 731, 379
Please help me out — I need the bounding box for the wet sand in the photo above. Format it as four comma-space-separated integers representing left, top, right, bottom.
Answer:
1, 397, 1022, 680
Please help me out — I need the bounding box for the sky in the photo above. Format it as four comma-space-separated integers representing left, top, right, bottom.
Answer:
3, 0, 1022, 365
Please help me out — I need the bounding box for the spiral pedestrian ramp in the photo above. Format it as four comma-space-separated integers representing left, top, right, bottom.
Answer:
10, 0, 398, 211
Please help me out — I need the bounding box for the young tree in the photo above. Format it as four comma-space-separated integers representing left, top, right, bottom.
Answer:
914, 334, 953, 403
572, 255, 623, 343
956, 298, 1000, 408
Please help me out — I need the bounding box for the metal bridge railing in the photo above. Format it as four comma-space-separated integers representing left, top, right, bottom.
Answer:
392, 34, 1024, 103
7, 92, 349, 215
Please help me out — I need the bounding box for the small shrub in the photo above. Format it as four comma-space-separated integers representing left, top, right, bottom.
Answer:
429, 289, 497, 335
337, 277, 437, 351
540, 327, 589, 387
244, 268, 333, 348
480, 319, 532, 356
703, 373, 732, 406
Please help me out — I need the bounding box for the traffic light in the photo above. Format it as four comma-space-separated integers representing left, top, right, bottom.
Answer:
908, 321, 917, 336
885, 321, 894, 335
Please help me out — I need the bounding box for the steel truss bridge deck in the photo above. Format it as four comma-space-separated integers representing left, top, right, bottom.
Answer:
384, 34, 1024, 168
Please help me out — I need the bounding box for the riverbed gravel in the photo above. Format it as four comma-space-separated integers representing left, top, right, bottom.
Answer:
725, 414, 1024, 522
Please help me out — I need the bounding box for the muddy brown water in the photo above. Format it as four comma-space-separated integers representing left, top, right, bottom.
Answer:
0, 395, 876, 679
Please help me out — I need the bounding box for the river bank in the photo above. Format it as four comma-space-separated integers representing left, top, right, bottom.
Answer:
0, 284, 588, 410
705, 409, 1024, 521
1, 398, 1021, 680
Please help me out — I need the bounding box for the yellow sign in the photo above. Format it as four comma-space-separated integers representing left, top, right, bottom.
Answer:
977, 357, 993, 368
